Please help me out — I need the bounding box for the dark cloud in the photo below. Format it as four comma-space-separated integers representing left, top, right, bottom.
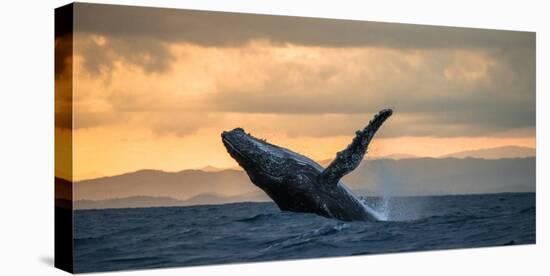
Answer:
74, 3, 534, 49
72, 3, 534, 76
77, 35, 173, 75
55, 35, 73, 130
55, 111, 72, 130
54, 35, 72, 79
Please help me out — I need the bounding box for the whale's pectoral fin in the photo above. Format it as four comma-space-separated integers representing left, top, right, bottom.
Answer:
319, 109, 393, 186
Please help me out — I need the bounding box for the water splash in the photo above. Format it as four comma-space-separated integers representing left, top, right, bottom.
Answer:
362, 200, 388, 221
363, 160, 421, 221
361, 196, 391, 221
379, 197, 392, 220
361, 195, 427, 222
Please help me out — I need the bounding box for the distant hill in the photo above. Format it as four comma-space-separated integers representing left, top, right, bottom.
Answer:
199, 166, 227, 172
318, 153, 418, 167
441, 146, 535, 159
75, 193, 270, 210
342, 157, 535, 196
375, 153, 418, 160
73, 157, 535, 208
182, 192, 268, 205
76, 196, 185, 210
74, 169, 259, 201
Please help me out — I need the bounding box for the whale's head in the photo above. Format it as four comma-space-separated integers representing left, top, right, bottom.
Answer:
222, 128, 289, 181
221, 128, 322, 197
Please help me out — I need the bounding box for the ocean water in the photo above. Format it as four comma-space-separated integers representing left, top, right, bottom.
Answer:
74, 193, 535, 273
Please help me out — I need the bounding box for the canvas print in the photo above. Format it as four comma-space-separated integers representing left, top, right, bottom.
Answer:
55, 3, 536, 273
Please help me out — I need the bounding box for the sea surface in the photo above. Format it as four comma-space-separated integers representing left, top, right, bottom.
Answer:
74, 193, 535, 273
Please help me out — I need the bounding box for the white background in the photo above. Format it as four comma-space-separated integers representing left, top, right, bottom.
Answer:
0, 0, 547, 275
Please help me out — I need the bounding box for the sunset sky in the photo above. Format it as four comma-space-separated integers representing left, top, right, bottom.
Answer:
60, 4, 535, 181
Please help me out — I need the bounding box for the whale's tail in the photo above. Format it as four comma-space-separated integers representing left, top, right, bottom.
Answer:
319, 109, 393, 186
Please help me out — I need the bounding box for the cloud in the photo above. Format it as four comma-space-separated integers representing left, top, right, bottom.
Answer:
197, 43, 534, 134
143, 112, 221, 137
74, 3, 534, 49
73, 111, 220, 138
54, 35, 73, 79
55, 34, 74, 129
69, 14, 534, 139
72, 3, 535, 77
76, 34, 173, 75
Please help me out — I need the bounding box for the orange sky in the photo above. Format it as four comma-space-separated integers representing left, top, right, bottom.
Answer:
72, 125, 535, 180
60, 6, 535, 181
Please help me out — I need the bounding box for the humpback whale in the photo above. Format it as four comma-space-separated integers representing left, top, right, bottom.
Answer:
221, 109, 393, 221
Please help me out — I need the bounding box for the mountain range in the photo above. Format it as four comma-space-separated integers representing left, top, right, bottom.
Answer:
440, 145, 535, 159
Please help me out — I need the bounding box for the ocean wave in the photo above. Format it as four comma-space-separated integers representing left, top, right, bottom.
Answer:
519, 206, 535, 214
261, 223, 350, 252
107, 256, 162, 264
74, 193, 536, 273
235, 213, 278, 223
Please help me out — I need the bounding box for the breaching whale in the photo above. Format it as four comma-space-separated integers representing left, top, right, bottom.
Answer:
221, 109, 393, 221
